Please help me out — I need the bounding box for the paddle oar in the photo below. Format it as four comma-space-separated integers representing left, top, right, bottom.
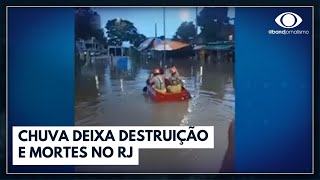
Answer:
143, 78, 150, 93
188, 92, 192, 99
143, 86, 147, 92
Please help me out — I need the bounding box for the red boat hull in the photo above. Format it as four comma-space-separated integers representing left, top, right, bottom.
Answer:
147, 86, 191, 102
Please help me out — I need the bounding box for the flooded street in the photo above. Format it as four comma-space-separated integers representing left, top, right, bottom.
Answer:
75, 56, 234, 173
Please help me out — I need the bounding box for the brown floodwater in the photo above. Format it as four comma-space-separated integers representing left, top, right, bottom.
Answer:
75, 55, 234, 173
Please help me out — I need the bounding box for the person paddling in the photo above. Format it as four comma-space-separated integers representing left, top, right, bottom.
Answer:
149, 68, 167, 94
167, 67, 183, 93
146, 71, 154, 85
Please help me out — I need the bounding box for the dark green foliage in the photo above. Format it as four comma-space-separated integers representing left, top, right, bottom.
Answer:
172, 21, 196, 43
105, 19, 146, 47
196, 7, 234, 43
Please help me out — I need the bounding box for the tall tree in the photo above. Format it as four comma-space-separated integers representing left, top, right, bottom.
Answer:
131, 33, 147, 48
198, 7, 229, 24
75, 8, 96, 40
105, 19, 141, 46
173, 21, 196, 43
197, 7, 232, 43
92, 28, 107, 47
75, 8, 107, 45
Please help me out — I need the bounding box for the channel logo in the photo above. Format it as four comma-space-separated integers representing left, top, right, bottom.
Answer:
268, 12, 308, 35
275, 12, 302, 28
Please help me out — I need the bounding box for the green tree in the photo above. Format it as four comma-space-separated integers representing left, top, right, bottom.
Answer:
173, 21, 196, 43
92, 28, 107, 47
131, 33, 147, 47
197, 7, 231, 43
75, 8, 96, 40
159, 36, 165, 40
75, 8, 107, 45
198, 7, 229, 24
105, 19, 144, 47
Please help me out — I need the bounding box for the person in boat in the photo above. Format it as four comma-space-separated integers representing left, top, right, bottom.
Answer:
146, 71, 154, 85
171, 65, 179, 76
146, 67, 163, 85
171, 65, 185, 85
159, 67, 170, 86
149, 68, 167, 94
167, 67, 183, 93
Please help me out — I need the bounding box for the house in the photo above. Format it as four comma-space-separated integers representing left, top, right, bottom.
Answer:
193, 41, 234, 60
76, 37, 104, 57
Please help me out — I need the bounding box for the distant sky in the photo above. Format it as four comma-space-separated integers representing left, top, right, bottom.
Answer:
94, 7, 235, 39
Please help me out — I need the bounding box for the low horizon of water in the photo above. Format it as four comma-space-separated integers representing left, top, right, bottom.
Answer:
75, 56, 234, 173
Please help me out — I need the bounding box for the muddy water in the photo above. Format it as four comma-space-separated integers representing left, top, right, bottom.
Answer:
75, 56, 234, 173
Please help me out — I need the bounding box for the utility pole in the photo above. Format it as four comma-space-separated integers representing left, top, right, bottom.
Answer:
163, 7, 166, 65
155, 23, 157, 38
195, 7, 198, 45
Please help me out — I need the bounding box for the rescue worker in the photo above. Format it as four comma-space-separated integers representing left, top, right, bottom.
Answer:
171, 65, 179, 76
167, 67, 183, 93
146, 70, 154, 85
149, 68, 167, 94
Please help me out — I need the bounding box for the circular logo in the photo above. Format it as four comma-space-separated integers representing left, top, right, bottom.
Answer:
275, 12, 302, 28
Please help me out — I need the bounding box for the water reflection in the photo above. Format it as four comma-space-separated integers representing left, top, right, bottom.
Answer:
75, 55, 234, 173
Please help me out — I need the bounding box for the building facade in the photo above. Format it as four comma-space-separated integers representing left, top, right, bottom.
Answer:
76, 37, 104, 57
